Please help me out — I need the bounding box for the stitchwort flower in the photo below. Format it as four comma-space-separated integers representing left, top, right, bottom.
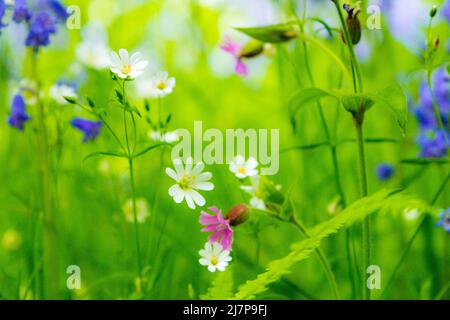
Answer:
49, 81, 77, 105
137, 71, 176, 98
122, 198, 150, 223
198, 242, 232, 272
8, 94, 30, 130
166, 158, 214, 210
70, 118, 102, 143
110, 48, 148, 79
375, 163, 395, 181
241, 176, 266, 210
229, 155, 258, 179
199, 206, 233, 251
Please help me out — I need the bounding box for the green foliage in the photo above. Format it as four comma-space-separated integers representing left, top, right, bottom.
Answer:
235, 23, 298, 43
201, 270, 234, 300
232, 189, 435, 300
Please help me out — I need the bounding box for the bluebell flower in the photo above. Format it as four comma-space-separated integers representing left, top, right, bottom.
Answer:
443, 0, 450, 23
47, 0, 69, 22
416, 129, 449, 158
70, 118, 102, 142
8, 94, 30, 130
12, 0, 32, 23
0, 0, 7, 32
25, 11, 57, 51
375, 163, 395, 181
436, 208, 450, 232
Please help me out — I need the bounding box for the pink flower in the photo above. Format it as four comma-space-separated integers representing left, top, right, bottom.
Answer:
199, 206, 234, 250
220, 36, 248, 76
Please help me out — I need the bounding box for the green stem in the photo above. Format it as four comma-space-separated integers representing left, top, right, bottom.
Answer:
31, 50, 59, 299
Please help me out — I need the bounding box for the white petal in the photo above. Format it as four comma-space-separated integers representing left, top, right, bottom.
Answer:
196, 182, 214, 191
133, 60, 148, 71
165, 168, 178, 181
205, 242, 212, 252
247, 169, 258, 177
246, 157, 258, 170
197, 172, 212, 182
118, 48, 129, 63
235, 155, 245, 166
173, 190, 185, 203
189, 190, 205, 207
110, 51, 121, 66
185, 193, 195, 209
208, 265, 216, 272
199, 258, 209, 266
184, 158, 194, 173
168, 184, 181, 196
173, 159, 185, 176
191, 162, 205, 176
130, 52, 142, 64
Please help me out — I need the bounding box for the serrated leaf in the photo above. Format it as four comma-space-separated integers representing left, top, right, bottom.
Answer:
231, 189, 435, 300
200, 270, 233, 300
235, 23, 298, 43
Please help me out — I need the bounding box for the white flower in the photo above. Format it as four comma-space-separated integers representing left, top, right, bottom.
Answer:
165, 158, 214, 209
49, 83, 77, 105
136, 71, 176, 98
241, 176, 266, 210
110, 48, 148, 79
148, 130, 179, 143
199, 242, 232, 272
229, 155, 258, 179
122, 198, 150, 223
403, 208, 420, 221
77, 42, 111, 70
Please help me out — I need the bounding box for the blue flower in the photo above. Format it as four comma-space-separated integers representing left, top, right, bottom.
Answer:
416, 129, 449, 158
8, 94, 30, 130
0, 0, 7, 32
71, 118, 102, 142
375, 163, 395, 181
25, 11, 57, 51
443, 0, 450, 23
47, 0, 69, 22
436, 208, 450, 233
12, 0, 32, 23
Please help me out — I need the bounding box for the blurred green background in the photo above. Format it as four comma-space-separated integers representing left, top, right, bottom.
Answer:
0, 0, 448, 300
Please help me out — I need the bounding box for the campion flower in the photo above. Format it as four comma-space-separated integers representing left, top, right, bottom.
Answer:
375, 163, 395, 181
166, 158, 214, 209
137, 72, 176, 98
198, 242, 232, 272
240, 176, 266, 210
122, 198, 150, 223
436, 208, 450, 232
416, 129, 449, 158
70, 118, 102, 142
148, 130, 179, 143
229, 155, 258, 179
221, 36, 248, 76
199, 206, 233, 250
8, 94, 30, 130
49, 82, 77, 105
110, 48, 148, 79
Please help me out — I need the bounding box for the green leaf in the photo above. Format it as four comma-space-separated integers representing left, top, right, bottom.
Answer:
281, 142, 330, 153
400, 158, 449, 165
115, 89, 124, 103
307, 17, 334, 37
86, 96, 95, 109
83, 151, 128, 162
63, 96, 77, 104
200, 270, 234, 300
231, 189, 435, 300
235, 23, 298, 43
134, 143, 171, 158
368, 84, 408, 135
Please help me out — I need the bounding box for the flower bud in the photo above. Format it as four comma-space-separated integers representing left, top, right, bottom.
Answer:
433, 35, 440, 50
238, 40, 264, 59
341, 3, 361, 45
226, 204, 250, 226
430, 5, 438, 18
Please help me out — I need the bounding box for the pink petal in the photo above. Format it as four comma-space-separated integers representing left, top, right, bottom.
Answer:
235, 59, 248, 76
220, 36, 241, 56
208, 206, 222, 215
199, 212, 219, 225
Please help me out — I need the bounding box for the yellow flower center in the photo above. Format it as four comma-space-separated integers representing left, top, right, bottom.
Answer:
157, 81, 167, 90
210, 255, 219, 266
237, 167, 246, 174
178, 174, 194, 190
121, 63, 132, 75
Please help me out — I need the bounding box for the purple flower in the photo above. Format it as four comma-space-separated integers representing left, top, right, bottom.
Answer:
8, 94, 30, 130
12, 0, 32, 23
416, 129, 449, 158
443, 0, 450, 23
375, 163, 395, 181
25, 11, 57, 51
47, 0, 69, 22
0, 0, 7, 32
70, 118, 102, 142
221, 36, 248, 76
436, 208, 450, 232
199, 206, 234, 251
